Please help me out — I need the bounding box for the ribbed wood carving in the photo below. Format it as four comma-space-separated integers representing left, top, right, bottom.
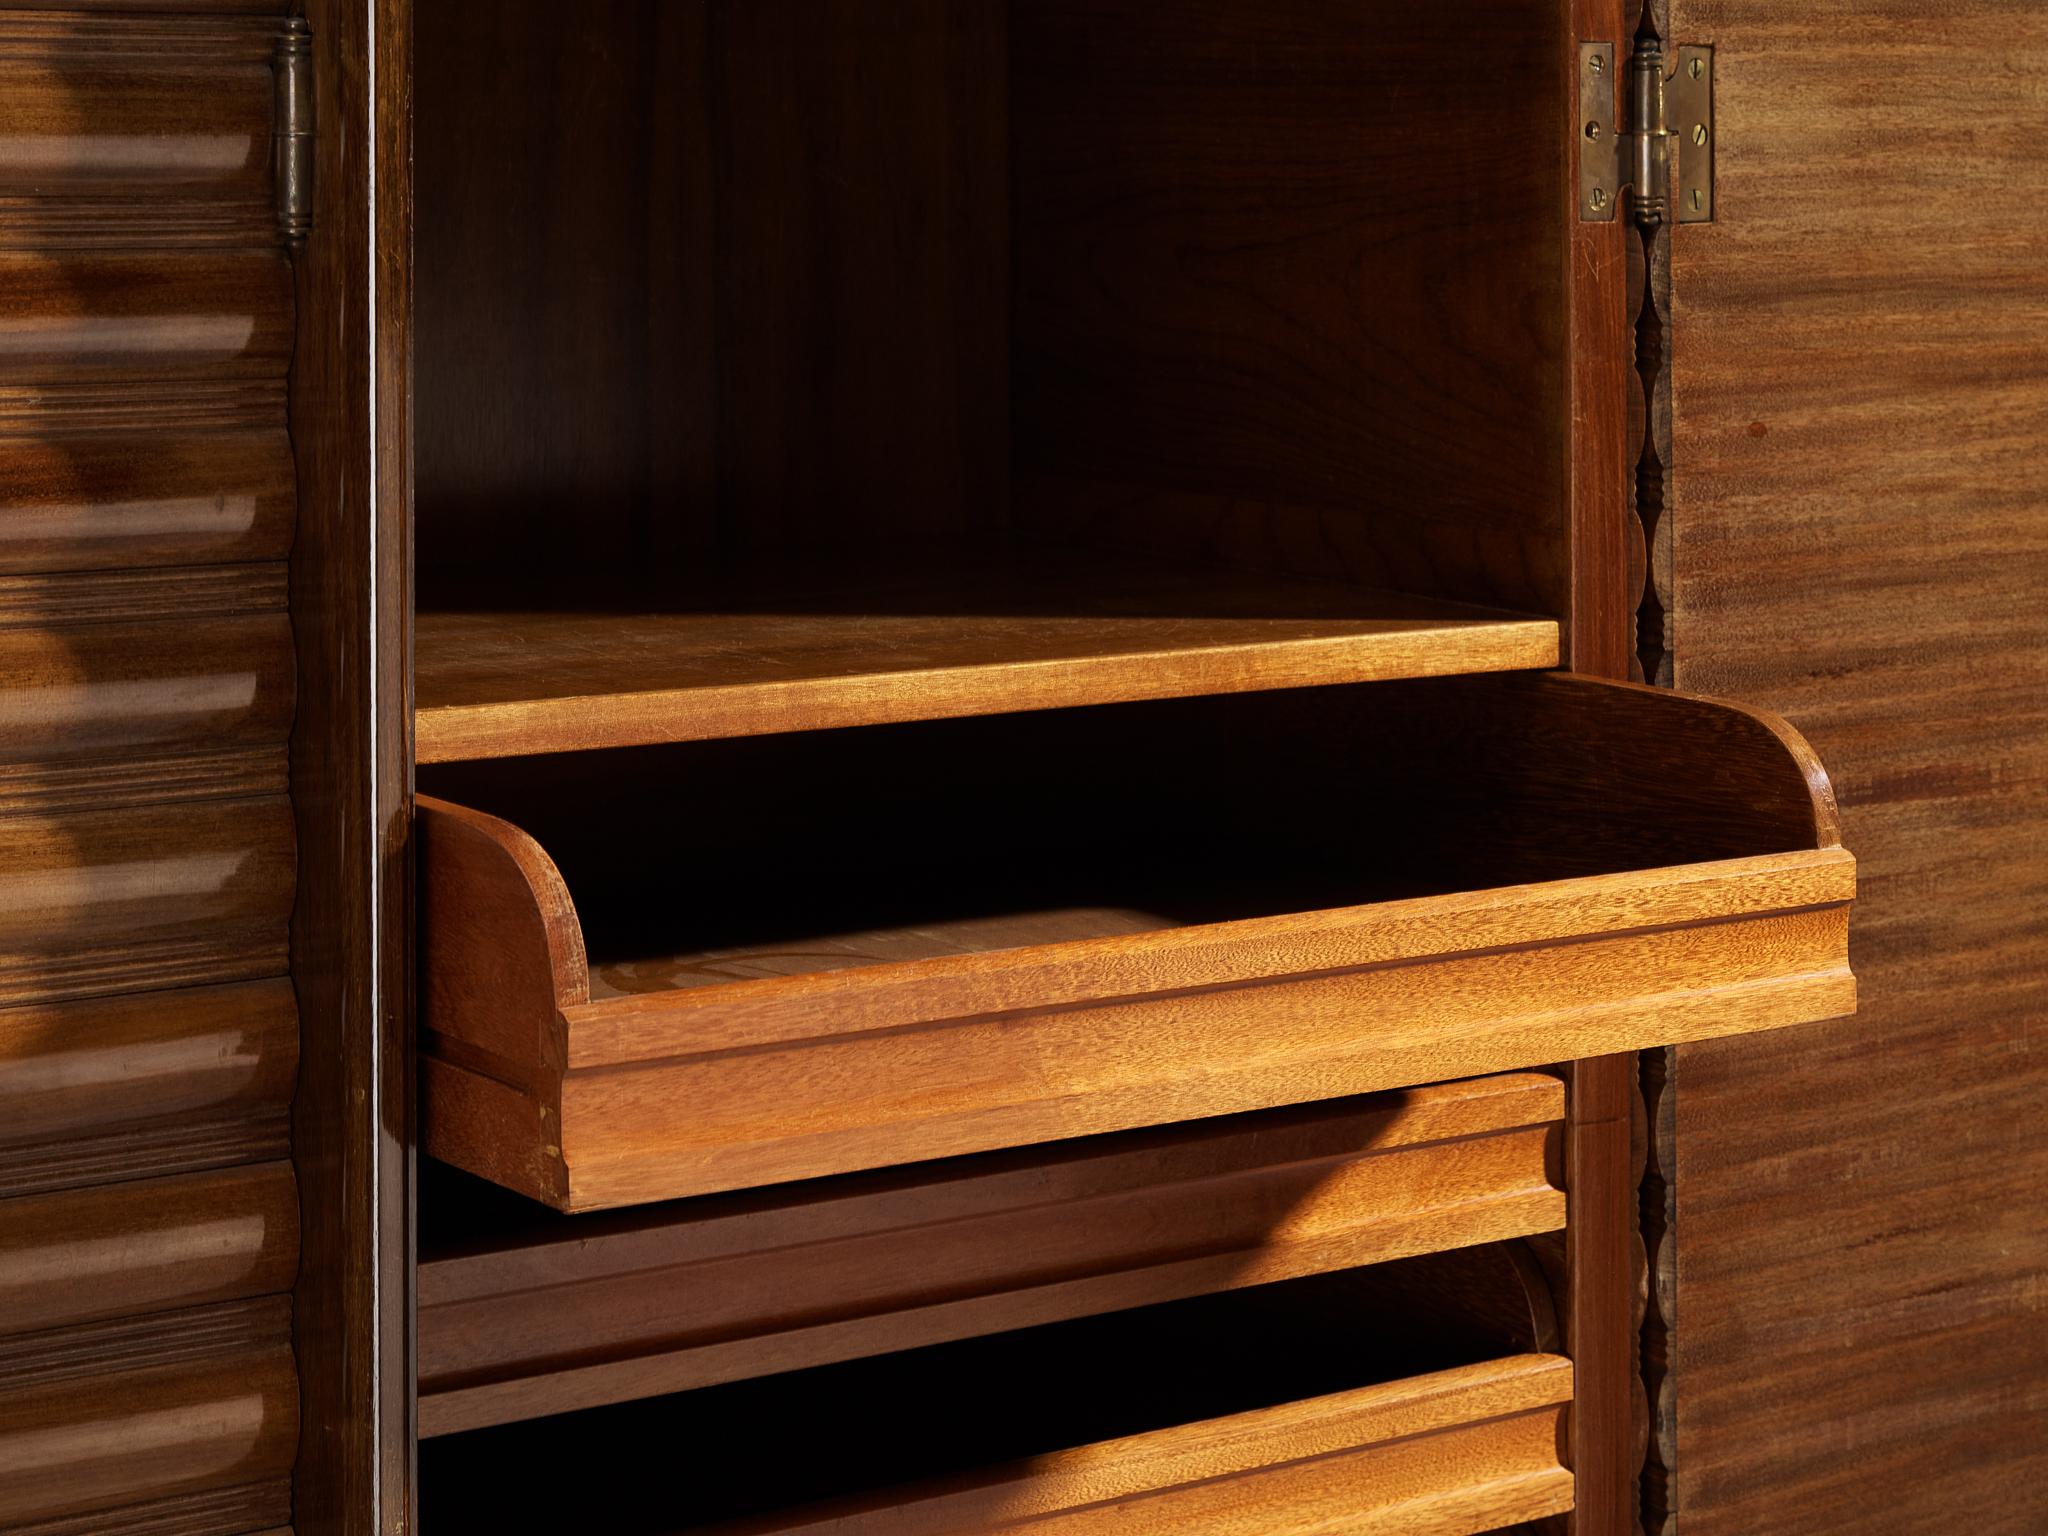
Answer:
0, 6, 301, 1533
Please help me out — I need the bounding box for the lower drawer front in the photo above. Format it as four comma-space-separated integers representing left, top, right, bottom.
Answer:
419, 1072, 1566, 1434
713, 1355, 1574, 1536
419, 1262, 1570, 1534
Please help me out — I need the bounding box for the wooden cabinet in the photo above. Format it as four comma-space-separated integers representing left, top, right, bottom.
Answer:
0, 1, 2036, 1533
388, 3, 1841, 1529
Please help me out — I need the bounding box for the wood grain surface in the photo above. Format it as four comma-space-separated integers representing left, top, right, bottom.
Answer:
0, 980, 295, 1150
0, 12, 274, 229
414, 556, 1557, 761
0, 1325, 298, 1528
418, 1074, 1567, 1433
0, 433, 293, 574
1563, 9, 1640, 1528
1663, 2, 2048, 1531
0, 6, 304, 1532
0, 1162, 297, 1336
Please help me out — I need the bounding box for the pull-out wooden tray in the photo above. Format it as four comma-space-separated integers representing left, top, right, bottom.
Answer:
417, 1254, 1569, 1533
419, 672, 1855, 1211
419, 1072, 1565, 1434
705, 1354, 1575, 1536
415, 553, 1559, 762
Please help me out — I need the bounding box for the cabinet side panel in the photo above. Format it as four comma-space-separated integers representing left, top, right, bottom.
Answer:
291, 0, 415, 1531
0, 7, 302, 1536
1666, 2, 2048, 1531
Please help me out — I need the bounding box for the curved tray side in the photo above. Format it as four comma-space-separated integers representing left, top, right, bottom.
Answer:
418, 795, 588, 1206
1368, 672, 1844, 878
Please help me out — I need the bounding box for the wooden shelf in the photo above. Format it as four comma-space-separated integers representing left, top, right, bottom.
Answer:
413, 554, 1558, 762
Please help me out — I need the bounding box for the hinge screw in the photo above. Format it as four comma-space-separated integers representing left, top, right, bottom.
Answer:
1690, 57, 1706, 80
1587, 121, 1603, 140
1692, 189, 1705, 212
1591, 188, 1609, 210
1693, 124, 1709, 146
1591, 54, 1605, 74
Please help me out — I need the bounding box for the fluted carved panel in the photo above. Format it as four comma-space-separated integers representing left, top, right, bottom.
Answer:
0, 1304, 296, 1528
0, 798, 294, 1006
0, 381, 282, 436
0, 613, 290, 756
2, 1483, 290, 1536
0, 253, 292, 382
0, 979, 295, 1149
0, 13, 277, 248
0, 434, 293, 573
0, 1164, 297, 1336
0, 3, 301, 1530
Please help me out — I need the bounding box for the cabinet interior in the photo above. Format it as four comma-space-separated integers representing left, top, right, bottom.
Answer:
410, 0, 1587, 1513
413, 0, 1574, 760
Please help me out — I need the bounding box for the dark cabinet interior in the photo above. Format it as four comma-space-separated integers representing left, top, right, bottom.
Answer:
410, 0, 1576, 769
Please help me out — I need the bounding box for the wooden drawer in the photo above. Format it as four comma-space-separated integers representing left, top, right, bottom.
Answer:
418, 672, 1855, 1211
418, 1254, 1571, 1534
706, 1355, 1575, 1535
419, 1071, 1565, 1434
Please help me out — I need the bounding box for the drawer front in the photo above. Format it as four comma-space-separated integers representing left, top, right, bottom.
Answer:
707, 1355, 1575, 1536
419, 1073, 1566, 1434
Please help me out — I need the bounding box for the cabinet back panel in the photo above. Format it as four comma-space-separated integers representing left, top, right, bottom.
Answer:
414, 0, 1009, 588
1012, 0, 1572, 616
416, 1, 1570, 620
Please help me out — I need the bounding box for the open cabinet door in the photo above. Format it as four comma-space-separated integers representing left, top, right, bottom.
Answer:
1656, 2, 2048, 1531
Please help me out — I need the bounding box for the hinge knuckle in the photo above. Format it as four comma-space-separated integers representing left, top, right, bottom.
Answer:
274, 18, 313, 249
1631, 42, 1671, 228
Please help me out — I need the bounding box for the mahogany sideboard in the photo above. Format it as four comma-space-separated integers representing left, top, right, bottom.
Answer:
0, 2, 2034, 1533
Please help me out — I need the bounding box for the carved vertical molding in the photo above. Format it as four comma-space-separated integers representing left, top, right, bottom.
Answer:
1631, 2, 1681, 1532
1634, 217, 1675, 689
1640, 1043, 1679, 1536
1631, 7, 1677, 691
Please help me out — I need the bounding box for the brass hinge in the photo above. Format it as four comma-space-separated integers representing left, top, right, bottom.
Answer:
274, 18, 313, 247
1579, 40, 1714, 227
